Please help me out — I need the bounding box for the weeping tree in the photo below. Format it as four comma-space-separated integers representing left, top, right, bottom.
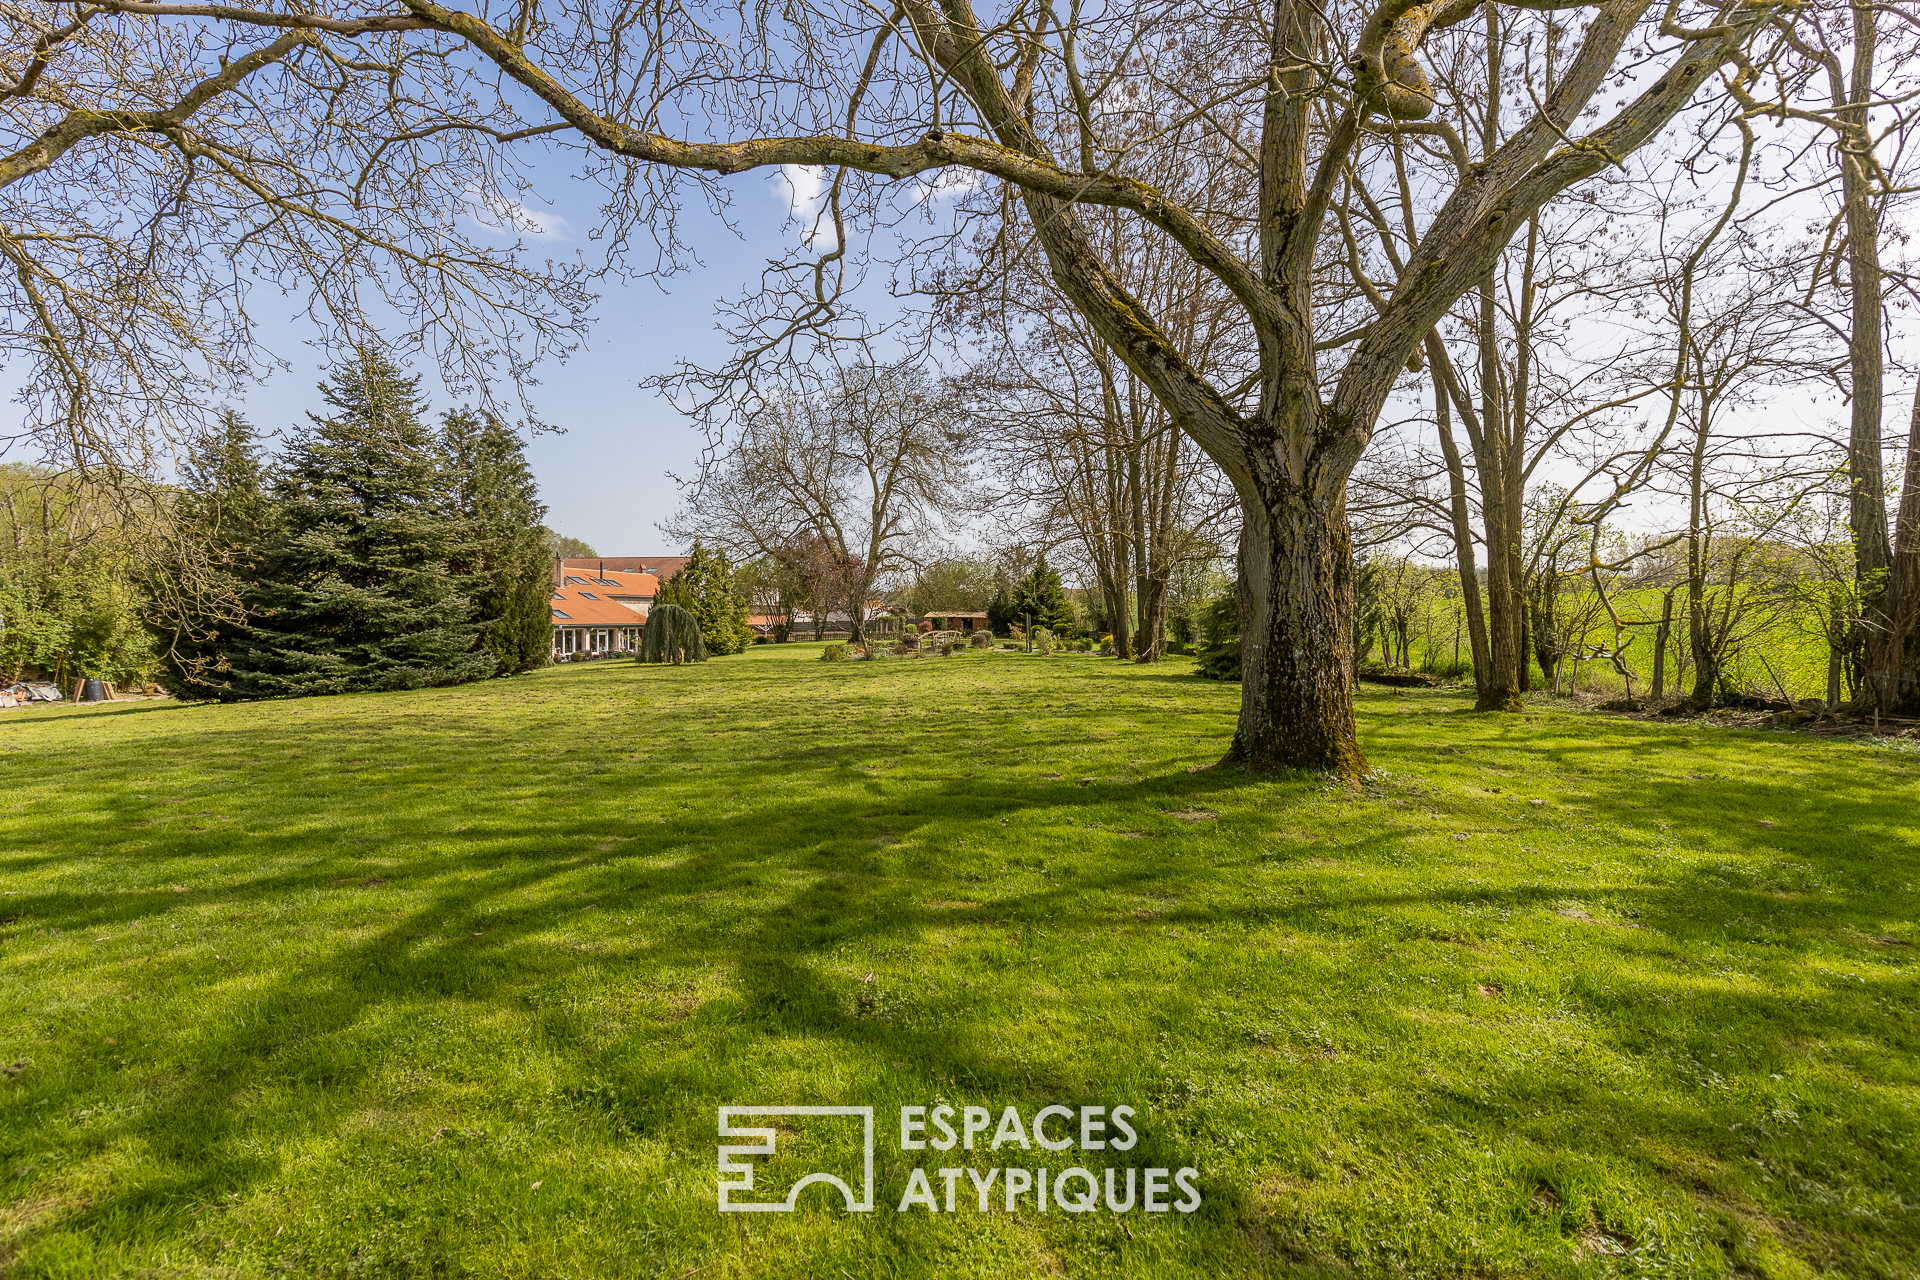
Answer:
638, 604, 708, 665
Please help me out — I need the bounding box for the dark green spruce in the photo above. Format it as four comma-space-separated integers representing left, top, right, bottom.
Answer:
442, 408, 551, 675
227, 350, 492, 697
986, 578, 1015, 636
1194, 586, 1243, 682
150, 409, 279, 699
1011, 550, 1073, 632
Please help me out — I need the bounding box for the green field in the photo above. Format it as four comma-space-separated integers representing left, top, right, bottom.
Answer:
1370, 582, 1834, 702
1, 646, 1915, 1278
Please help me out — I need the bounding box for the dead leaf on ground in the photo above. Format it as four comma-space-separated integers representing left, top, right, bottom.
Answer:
1579, 1216, 1634, 1256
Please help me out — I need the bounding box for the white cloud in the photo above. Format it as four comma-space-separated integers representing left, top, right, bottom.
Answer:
772, 164, 838, 252
912, 167, 982, 206
461, 186, 570, 240
774, 163, 828, 214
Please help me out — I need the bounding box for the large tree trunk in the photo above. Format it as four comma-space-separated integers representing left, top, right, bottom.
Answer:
1651, 590, 1673, 700
1890, 380, 1920, 711
1469, 266, 1531, 712
1227, 488, 1366, 776
1099, 563, 1131, 657
1686, 544, 1718, 706
1840, 3, 1895, 711
1135, 572, 1169, 663
1477, 470, 1528, 710
1133, 423, 1181, 664
1527, 564, 1559, 690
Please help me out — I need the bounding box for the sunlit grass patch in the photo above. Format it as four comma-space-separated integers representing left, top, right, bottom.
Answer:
0, 645, 1915, 1277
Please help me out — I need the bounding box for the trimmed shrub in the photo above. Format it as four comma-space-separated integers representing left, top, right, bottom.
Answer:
969, 630, 993, 649
822, 643, 848, 662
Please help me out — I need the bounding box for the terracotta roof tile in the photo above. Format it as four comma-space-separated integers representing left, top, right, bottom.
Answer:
561, 555, 691, 580
550, 586, 648, 626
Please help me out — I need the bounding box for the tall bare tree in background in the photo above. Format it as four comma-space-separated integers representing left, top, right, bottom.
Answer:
1727, 0, 1920, 711
1379, 184, 1659, 709
957, 195, 1240, 661
667, 361, 970, 646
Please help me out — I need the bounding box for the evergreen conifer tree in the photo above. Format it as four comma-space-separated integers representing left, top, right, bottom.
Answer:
654, 541, 751, 655
986, 579, 1014, 636
1011, 551, 1073, 632
153, 409, 278, 699
442, 408, 550, 674
1194, 586, 1243, 681
637, 603, 708, 664
227, 349, 492, 696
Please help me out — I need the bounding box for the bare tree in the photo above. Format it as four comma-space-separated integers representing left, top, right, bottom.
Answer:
0, 4, 590, 475
1724, 0, 1920, 710
1401, 189, 1661, 708
964, 310, 1237, 662
667, 361, 970, 646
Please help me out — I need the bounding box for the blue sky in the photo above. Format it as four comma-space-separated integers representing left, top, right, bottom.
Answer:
231, 162, 832, 558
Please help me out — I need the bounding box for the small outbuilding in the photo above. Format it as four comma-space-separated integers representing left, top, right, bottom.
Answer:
921, 611, 990, 633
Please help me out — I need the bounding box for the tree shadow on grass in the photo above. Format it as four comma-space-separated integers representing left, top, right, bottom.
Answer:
1, 680, 1916, 1273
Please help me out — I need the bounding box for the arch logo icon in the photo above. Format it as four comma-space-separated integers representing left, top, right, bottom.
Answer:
716, 1106, 876, 1213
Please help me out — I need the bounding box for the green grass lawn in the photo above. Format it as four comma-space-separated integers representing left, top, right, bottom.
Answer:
1, 644, 1915, 1278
